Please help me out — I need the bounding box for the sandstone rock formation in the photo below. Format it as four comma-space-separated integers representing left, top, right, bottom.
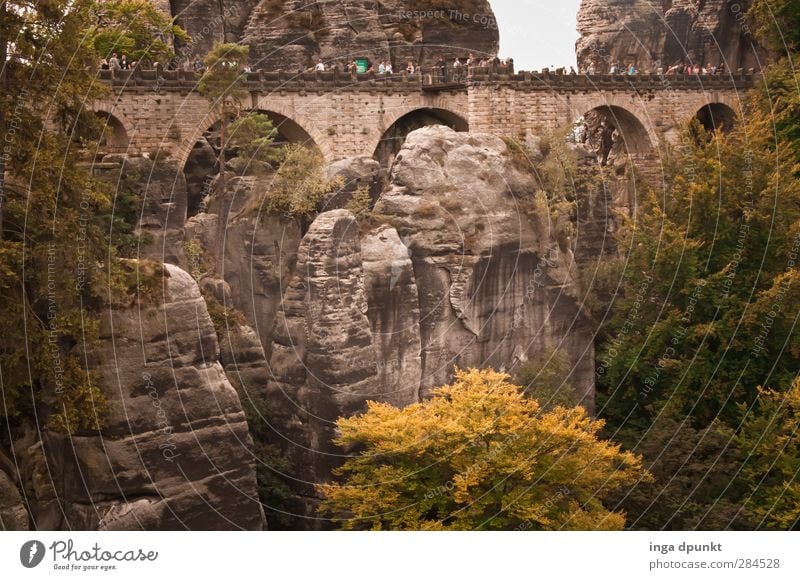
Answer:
375, 126, 595, 405
168, 0, 499, 70
576, 0, 768, 72
106, 156, 188, 266
322, 156, 382, 212
17, 264, 265, 530
265, 210, 385, 520
241, 127, 597, 526
0, 468, 28, 530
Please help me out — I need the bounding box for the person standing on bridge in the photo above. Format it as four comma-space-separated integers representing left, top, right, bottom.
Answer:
436, 57, 446, 81
315, 59, 326, 72
453, 58, 463, 81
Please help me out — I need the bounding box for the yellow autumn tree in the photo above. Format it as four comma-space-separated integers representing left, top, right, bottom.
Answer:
318, 368, 649, 530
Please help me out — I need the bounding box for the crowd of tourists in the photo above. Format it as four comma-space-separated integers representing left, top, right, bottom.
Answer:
578, 60, 728, 76
98, 51, 730, 79
99, 53, 137, 71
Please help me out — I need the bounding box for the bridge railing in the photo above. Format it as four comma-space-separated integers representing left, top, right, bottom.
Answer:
94, 66, 757, 93
466, 66, 757, 90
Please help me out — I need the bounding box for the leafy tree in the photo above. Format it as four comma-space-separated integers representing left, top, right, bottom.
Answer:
2, 0, 109, 438
598, 112, 800, 434
592, 9, 800, 529
87, 0, 188, 65
318, 368, 648, 530
734, 377, 800, 530
227, 112, 279, 164
0, 0, 169, 444
609, 416, 751, 530
749, 0, 800, 55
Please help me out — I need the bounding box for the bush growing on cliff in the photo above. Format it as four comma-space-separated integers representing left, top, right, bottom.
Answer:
318, 368, 648, 530
512, 349, 582, 411
259, 144, 343, 218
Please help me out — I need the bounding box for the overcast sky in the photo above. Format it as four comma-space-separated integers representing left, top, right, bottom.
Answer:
491, 0, 582, 71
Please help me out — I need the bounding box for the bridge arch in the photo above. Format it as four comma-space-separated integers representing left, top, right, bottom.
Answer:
694, 102, 738, 133
575, 104, 654, 163
94, 111, 130, 153
373, 106, 470, 169
250, 110, 318, 148
79, 108, 132, 158
182, 108, 322, 216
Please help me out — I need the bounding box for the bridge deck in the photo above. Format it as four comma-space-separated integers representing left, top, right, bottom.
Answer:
95, 66, 756, 94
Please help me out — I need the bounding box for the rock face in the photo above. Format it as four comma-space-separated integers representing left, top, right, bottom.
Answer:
168, 0, 499, 70
375, 126, 595, 405
576, 0, 768, 72
265, 210, 387, 521
107, 156, 188, 266
322, 156, 382, 212
18, 264, 265, 530
253, 127, 595, 526
0, 469, 28, 530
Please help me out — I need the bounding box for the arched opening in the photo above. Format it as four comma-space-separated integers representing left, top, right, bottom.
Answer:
374, 108, 469, 170
72, 111, 129, 160
95, 112, 129, 154
572, 105, 652, 166
695, 103, 737, 133
184, 110, 318, 217
256, 110, 317, 147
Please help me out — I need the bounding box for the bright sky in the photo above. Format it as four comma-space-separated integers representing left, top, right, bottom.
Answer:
491, 0, 583, 71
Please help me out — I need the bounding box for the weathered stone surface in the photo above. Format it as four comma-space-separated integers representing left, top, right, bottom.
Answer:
265, 210, 385, 523
109, 157, 188, 266
20, 264, 265, 530
0, 468, 28, 530
361, 225, 423, 407
169, 0, 260, 58
184, 138, 217, 217
168, 1, 499, 70
375, 126, 595, 408
321, 156, 382, 212
576, 0, 768, 72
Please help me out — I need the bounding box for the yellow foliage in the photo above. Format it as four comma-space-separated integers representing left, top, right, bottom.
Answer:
318, 368, 649, 530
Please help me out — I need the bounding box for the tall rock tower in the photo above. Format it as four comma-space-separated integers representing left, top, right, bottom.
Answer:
164, 0, 499, 70
576, 0, 768, 72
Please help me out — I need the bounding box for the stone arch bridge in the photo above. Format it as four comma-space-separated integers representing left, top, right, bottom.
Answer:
91, 67, 754, 169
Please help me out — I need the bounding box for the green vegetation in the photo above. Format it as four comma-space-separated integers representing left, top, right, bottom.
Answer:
588, 1, 800, 530
258, 144, 343, 218
0, 0, 172, 438
87, 0, 188, 65
318, 368, 648, 530
346, 185, 374, 219
228, 113, 280, 164
512, 349, 582, 411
